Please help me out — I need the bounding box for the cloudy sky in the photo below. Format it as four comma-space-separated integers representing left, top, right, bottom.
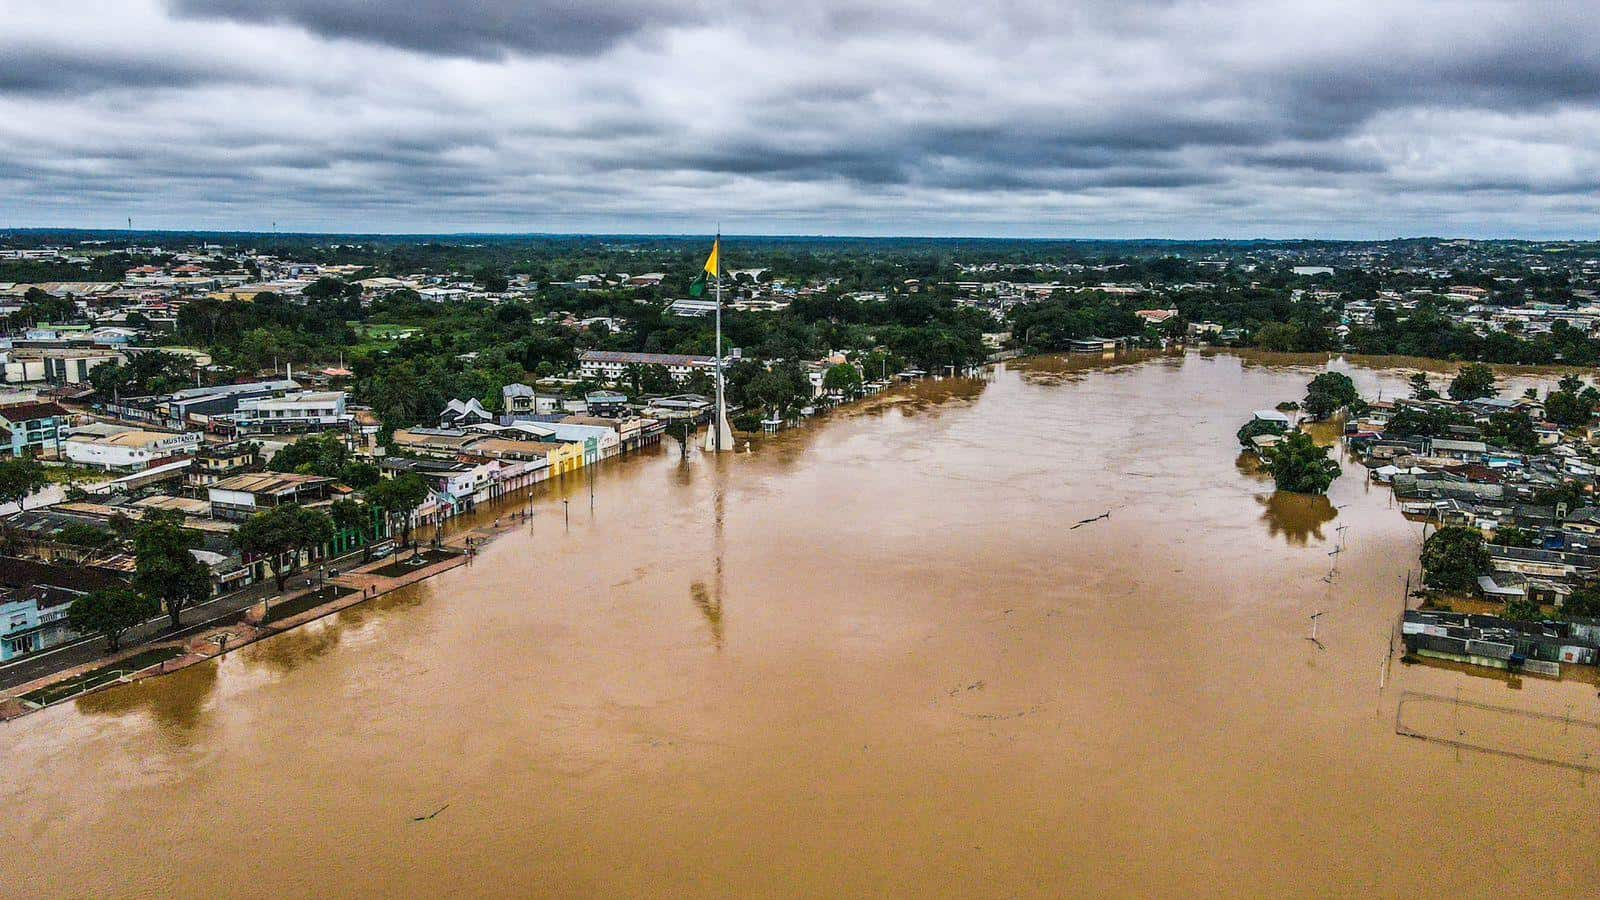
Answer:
3, 1, 1600, 238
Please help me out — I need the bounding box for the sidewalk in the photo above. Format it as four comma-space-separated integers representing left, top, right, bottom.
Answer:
0, 509, 535, 721
0, 539, 406, 691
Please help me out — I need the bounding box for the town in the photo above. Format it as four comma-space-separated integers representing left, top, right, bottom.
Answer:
1240, 361, 1600, 679
7, 232, 1600, 712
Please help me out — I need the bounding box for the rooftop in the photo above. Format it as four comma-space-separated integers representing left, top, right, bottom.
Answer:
209, 472, 334, 495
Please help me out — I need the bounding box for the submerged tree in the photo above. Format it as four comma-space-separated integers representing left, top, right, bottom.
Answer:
1448, 363, 1496, 401
1408, 371, 1440, 401
1237, 417, 1288, 449
1303, 371, 1360, 420
1262, 431, 1341, 494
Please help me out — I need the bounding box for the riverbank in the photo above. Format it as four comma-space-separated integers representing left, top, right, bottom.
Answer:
0, 502, 571, 721
0, 382, 910, 720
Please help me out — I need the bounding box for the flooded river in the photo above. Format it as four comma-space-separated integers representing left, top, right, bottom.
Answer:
5, 351, 1598, 897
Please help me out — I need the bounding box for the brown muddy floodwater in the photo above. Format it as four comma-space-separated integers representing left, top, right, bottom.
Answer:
5, 351, 1599, 897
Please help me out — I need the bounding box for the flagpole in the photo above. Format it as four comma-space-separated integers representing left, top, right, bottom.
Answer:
713, 231, 725, 452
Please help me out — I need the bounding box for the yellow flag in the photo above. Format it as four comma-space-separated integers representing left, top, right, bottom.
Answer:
703, 239, 719, 276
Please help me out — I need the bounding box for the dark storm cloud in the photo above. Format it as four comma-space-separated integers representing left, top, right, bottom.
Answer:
5, 1, 1600, 235
0, 46, 227, 94
169, 0, 699, 58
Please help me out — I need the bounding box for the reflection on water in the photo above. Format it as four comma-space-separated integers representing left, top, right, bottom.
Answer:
1300, 415, 1346, 446
1010, 348, 1172, 385
243, 583, 430, 676
1235, 450, 1270, 480
1257, 490, 1338, 545
75, 657, 219, 736
690, 581, 722, 649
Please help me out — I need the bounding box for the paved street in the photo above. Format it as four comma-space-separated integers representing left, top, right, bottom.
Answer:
0, 550, 369, 692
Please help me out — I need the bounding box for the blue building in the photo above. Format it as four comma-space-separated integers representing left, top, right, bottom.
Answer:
0, 558, 124, 660
1, 587, 76, 660
0, 400, 70, 458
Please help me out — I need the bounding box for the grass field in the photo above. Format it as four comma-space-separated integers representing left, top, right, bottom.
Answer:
346, 321, 422, 357
262, 586, 349, 624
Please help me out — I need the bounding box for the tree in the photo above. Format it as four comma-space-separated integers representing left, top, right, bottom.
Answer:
1237, 417, 1287, 449
132, 511, 212, 630
232, 504, 334, 591
822, 363, 863, 398
1448, 363, 1496, 401
1491, 525, 1538, 549
331, 499, 374, 561
1304, 371, 1359, 416
1302, 390, 1341, 420
367, 474, 429, 548
0, 455, 48, 512
1262, 431, 1341, 494
1421, 525, 1490, 592
1408, 372, 1439, 401
1384, 405, 1472, 439
68, 586, 157, 652
1562, 583, 1600, 619
1253, 322, 1303, 352
1483, 411, 1539, 453
1503, 597, 1542, 622
1544, 388, 1596, 428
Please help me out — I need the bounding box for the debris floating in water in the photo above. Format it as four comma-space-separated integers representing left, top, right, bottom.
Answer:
412, 803, 450, 822
1071, 511, 1111, 529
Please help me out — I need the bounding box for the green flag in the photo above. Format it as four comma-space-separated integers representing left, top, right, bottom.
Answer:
689, 272, 707, 297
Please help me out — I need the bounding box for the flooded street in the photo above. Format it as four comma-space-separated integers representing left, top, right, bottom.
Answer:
5, 351, 1598, 897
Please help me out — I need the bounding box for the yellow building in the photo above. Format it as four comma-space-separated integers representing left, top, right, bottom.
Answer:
546, 441, 586, 476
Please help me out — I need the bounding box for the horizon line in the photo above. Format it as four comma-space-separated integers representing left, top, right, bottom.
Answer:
2, 226, 1595, 245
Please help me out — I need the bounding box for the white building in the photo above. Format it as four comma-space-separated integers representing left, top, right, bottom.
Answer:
1, 348, 122, 385
63, 425, 202, 471
578, 350, 716, 384
233, 390, 351, 434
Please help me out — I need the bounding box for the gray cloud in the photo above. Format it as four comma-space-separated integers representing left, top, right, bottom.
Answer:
2, 1, 1600, 236
168, 0, 698, 58
0, 46, 228, 94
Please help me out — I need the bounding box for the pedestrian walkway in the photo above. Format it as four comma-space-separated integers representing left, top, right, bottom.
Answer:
0, 539, 475, 720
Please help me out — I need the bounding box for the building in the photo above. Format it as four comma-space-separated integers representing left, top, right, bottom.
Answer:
500, 385, 563, 417
2, 348, 122, 385
584, 390, 629, 417
187, 441, 259, 488
207, 472, 335, 521
502, 382, 538, 415
578, 350, 716, 384
62, 425, 202, 471
439, 397, 493, 428
232, 391, 351, 434
1426, 438, 1488, 460
1402, 609, 1599, 675
0, 558, 129, 660
1067, 337, 1124, 352
103, 379, 298, 431
0, 400, 70, 457
668, 298, 720, 317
